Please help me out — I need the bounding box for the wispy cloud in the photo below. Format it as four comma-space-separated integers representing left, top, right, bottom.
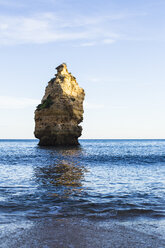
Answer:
0, 0, 24, 7
0, 12, 121, 46
86, 77, 134, 84
0, 96, 39, 109
0, 96, 105, 111
102, 39, 115, 44
79, 42, 96, 47
83, 101, 127, 110
84, 101, 104, 110
0, 4, 150, 46
0, 14, 91, 45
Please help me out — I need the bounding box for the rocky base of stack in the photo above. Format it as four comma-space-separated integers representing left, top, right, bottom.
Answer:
36, 126, 82, 146
38, 136, 79, 146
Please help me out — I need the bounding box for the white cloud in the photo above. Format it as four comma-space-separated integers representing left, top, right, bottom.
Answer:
103, 39, 115, 44
88, 78, 101, 83
0, 9, 149, 46
0, 14, 89, 45
84, 101, 104, 110
86, 77, 134, 84
0, 12, 120, 45
80, 42, 96, 47
0, 96, 105, 111
0, 96, 39, 109
0, 23, 8, 30
0, 0, 23, 7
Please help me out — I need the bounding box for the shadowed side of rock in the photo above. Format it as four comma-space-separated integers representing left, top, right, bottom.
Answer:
34, 63, 85, 146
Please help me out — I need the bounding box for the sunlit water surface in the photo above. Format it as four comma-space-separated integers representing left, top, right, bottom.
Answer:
0, 139, 165, 226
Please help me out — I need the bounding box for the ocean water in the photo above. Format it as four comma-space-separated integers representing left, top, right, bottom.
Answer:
0, 139, 165, 224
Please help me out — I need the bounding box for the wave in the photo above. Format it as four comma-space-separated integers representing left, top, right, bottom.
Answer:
82, 154, 165, 165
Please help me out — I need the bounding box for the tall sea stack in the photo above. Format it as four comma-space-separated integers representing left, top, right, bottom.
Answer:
34, 63, 85, 146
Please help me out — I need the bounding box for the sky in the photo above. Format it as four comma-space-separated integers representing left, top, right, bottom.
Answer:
0, 0, 165, 139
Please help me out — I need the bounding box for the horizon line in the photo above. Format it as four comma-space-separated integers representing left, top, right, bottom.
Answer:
0, 138, 165, 141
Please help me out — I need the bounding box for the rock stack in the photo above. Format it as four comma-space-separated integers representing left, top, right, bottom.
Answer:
34, 63, 85, 146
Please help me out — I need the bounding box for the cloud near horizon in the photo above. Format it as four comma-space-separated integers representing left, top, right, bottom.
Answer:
0, 96, 104, 110
0, 96, 39, 109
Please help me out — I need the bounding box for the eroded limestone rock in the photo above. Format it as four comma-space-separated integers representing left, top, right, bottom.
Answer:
34, 63, 85, 146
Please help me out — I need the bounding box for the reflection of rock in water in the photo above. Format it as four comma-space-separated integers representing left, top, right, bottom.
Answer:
35, 147, 87, 198
53, 160, 86, 188
56, 146, 82, 158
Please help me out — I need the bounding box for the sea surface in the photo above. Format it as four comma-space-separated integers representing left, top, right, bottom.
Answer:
0, 139, 165, 230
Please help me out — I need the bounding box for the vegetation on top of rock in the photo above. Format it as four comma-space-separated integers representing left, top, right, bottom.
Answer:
36, 95, 53, 111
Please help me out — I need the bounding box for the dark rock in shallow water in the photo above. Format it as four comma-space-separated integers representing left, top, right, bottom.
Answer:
34, 63, 85, 146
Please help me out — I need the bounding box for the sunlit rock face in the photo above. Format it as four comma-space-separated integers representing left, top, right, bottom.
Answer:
34, 63, 85, 146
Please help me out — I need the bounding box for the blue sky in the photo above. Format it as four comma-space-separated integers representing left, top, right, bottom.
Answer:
0, 0, 165, 139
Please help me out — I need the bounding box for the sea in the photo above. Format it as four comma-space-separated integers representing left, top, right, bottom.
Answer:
0, 139, 165, 236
